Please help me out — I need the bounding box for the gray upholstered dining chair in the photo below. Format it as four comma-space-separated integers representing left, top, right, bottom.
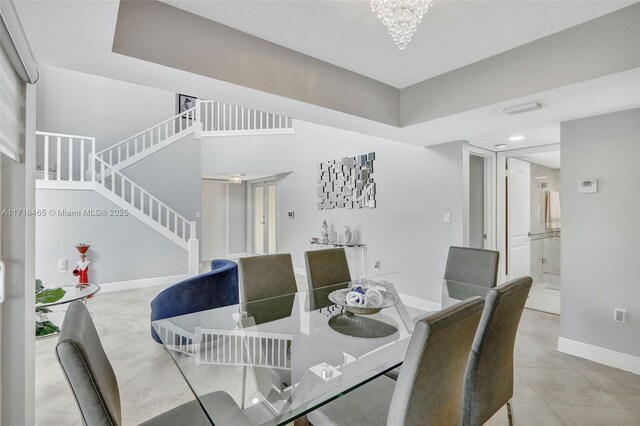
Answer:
445, 246, 500, 288
463, 276, 532, 426
307, 296, 485, 426
238, 253, 298, 302
55, 301, 253, 426
304, 248, 352, 291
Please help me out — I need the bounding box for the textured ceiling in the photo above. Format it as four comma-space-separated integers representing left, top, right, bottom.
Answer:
161, 0, 634, 88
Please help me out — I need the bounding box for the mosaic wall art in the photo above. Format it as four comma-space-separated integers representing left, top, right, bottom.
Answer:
317, 152, 376, 210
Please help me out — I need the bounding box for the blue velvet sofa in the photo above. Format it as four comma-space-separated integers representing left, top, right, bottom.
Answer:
150, 259, 239, 343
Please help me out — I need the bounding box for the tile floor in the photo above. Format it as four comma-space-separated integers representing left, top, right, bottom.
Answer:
35, 285, 639, 426
525, 281, 561, 315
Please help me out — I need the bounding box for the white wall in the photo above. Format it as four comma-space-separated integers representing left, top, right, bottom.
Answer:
201, 134, 293, 177
201, 180, 228, 261
200, 180, 248, 260
228, 182, 248, 254
560, 108, 640, 361
35, 189, 188, 285
36, 64, 175, 151
122, 133, 201, 222
278, 120, 467, 302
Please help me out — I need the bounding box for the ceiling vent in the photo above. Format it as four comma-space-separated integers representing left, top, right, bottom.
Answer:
501, 101, 542, 115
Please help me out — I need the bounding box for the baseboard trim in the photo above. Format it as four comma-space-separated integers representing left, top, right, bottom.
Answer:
557, 337, 640, 374
98, 274, 189, 293
397, 293, 441, 312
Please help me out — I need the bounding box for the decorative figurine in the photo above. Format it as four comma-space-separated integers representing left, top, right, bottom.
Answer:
344, 226, 353, 244
73, 243, 90, 286
321, 220, 329, 243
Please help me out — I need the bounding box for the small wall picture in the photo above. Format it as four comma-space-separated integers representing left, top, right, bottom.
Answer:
177, 94, 197, 118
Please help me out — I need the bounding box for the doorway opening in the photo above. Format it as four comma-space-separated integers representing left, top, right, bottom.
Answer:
468, 147, 496, 251
252, 181, 277, 255
469, 154, 487, 249
499, 145, 561, 315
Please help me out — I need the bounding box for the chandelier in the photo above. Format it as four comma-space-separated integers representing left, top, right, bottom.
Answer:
371, 0, 433, 50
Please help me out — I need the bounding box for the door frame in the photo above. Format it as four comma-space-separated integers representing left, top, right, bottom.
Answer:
468, 146, 497, 251
497, 144, 560, 283
249, 177, 278, 255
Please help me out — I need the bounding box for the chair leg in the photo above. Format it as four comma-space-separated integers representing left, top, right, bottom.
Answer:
506, 399, 514, 426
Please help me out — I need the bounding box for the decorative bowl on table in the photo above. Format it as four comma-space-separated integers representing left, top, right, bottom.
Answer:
328, 286, 399, 315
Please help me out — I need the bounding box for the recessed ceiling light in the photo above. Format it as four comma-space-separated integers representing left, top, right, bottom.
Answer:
495, 144, 507, 150
509, 135, 525, 141
500, 101, 542, 115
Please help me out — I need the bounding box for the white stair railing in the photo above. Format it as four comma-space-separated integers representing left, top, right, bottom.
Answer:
154, 321, 198, 356
153, 322, 293, 370
35, 132, 96, 182
196, 328, 292, 370
95, 107, 198, 168
92, 156, 195, 249
35, 131, 195, 251
87, 101, 292, 172
199, 100, 293, 135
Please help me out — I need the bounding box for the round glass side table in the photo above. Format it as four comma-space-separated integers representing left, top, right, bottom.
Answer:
36, 283, 101, 339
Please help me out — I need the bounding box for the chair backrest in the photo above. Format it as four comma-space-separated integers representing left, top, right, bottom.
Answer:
211, 258, 235, 272
388, 296, 485, 426
304, 248, 352, 291
238, 253, 297, 302
56, 301, 121, 426
444, 246, 500, 288
462, 277, 533, 426
150, 259, 239, 343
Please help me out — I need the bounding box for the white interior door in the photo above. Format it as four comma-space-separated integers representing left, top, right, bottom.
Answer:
252, 182, 277, 255
507, 158, 531, 279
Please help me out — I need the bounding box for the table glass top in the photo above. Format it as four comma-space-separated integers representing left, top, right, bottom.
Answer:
152, 274, 493, 425
36, 283, 101, 307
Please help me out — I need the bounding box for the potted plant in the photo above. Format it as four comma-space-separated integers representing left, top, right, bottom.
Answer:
35, 279, 66, 337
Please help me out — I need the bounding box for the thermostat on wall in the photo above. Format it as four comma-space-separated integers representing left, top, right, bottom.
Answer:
578, 179, 598, 193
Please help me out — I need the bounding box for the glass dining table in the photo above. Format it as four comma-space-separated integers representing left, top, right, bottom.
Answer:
151, 272, 492, 425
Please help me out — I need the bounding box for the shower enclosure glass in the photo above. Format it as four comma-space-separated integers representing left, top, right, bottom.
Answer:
530, 165, 561, 288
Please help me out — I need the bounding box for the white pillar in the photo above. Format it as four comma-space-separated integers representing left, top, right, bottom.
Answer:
188, 238, 199, 277
1, 83, 36, 426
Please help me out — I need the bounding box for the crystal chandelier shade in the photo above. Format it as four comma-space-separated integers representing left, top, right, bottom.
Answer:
371, 0, 433, 50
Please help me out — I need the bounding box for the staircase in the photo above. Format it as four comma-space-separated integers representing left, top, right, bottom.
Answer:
35, 100, 294, 274
95, 100, 294, 171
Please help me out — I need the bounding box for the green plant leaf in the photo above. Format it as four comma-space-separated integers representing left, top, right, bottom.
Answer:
35, 279, 44, 293
35, 306, 52, 313
35, 288, 66, 304
35, 320, 60, 337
